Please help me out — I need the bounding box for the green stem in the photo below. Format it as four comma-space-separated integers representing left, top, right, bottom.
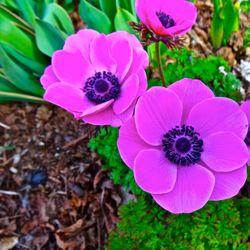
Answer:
155, 42, 166, 87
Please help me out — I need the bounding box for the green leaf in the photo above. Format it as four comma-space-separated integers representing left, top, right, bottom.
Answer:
43, 3, 74, 35
35, 19, 65, 57
79, 0, 112, 33
15, 0, 36, 27
114, 8, 136, 33
0, 45, 44, 96
0, 42, 46, 75
0, 90, 45, 102
0, 74, 22, 92
99, 0, 117, 21
240, 0, 250, 12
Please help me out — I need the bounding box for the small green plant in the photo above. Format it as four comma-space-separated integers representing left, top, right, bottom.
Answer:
79, 0, 137, 34
0, 0, 74, 102
108, 197, 250, 250
210, 0, 240, 49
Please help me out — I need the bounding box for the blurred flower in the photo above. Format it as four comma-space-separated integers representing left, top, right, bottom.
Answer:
132, 0, 197, 47
241, 100, 250, 164
41, 29, 148, 127
118, 79, 249, 213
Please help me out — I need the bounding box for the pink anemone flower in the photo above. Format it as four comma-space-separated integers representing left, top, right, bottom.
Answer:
118, 78, 249, 213
135, 0, 197, 37
40, 29, 149, 127
241, 100, 250, 165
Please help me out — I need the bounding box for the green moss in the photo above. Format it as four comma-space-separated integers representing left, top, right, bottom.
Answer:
108, 198, 250, 250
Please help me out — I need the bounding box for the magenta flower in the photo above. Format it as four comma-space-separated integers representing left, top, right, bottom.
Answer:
118, 79, 249, 213
241, 100, 250, 165
40, 29, 149, 127
135, 0, 197, 37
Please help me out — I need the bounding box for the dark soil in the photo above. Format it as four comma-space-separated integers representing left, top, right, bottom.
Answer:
0, 103, 122, 249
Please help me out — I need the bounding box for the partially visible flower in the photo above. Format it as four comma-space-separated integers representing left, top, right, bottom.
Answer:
132, 0, 197, 47
118, 78, 249, 214
41, 29, 149, 127
241, 100, 250, 164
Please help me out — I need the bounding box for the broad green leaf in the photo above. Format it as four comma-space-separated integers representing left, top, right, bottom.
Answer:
79, 0, 112, 33
35, 19, 65, 57
99, 0, 117, 20
116, 0, 132, 13
210, 0, 224, 49
15, 0, 36, 27
241, 0, 250, 12
114, 8, 136, 33
35, 0, 54, 18
43, 3, 74, 35
0, 90, 45, 103
223, 0, 239, 45
0, 42, 46, 75
0, 45, 44, 96
0, 74, 22, 92
0, 16, 47, 62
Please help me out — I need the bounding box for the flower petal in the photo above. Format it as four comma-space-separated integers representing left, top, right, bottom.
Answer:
52, 50, 93, 86
117, 117, 151, 169
82, 106, 122, 127
40, 66, 59, 89
137, 69, 148, 96
110, 38, 132, 81
134, 149, 177, 194
241, 100, 250, 123
201, 132, 249, 172
63, 29, 99, 56
90, 34, 116, 72
187, 97, 248, 139
113, 74, 139, 115
80, 99, 114, 117
44, 82, 90, 114
168, 78, 214, 123
209, 166, 247, 201
135, 87, 182, 146
152, 164, 215, 214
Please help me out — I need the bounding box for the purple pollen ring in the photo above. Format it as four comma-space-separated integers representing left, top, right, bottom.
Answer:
162, 125, 203, 166
244, 127, 250, 146
84, 71, 120, 104
156, 12, 175, 29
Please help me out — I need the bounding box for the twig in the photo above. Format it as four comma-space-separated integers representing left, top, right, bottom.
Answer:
0, 122, 10, 129
62, 134, 89, 150
0, 190, 20, 196
155, 42, 166, 87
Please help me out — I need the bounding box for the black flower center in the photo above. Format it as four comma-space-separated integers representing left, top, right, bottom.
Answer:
156, 12, 175, 29
84, 71, 120, 104
244, 126, 250, 146
162, 125, 204, 166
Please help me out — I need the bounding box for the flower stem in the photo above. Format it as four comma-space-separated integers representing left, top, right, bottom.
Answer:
155, 42, 166, 87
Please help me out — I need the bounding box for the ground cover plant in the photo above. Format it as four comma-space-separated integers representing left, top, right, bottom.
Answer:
0, 0, 250, 249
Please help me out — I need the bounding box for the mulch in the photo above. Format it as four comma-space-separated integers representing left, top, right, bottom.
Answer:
0, 103, 122, 249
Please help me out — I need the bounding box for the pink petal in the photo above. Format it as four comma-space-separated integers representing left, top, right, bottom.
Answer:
40, 66, 59, 89
117, 117, 151, 169
164, 21, 195, 36
52, 50, 94, 86
90, 34, 116, 72
241, 100, 250, 123
80, 99, 114, 117
82, 106, 122, 127
110, 38, 132, 81
187, 97, 248, 139
63, 29, 99, 56
209, 166, 247, 201
152, 164, 215, 214
44, 82, 89, 114
168, 78, 214, 123
134, 149, 177, 194
137, 69, 148, 96
113, 74, 139, 115
135, 87, 182, 146
202, 132, 249, 172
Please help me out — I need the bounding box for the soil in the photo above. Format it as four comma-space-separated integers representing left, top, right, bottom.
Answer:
0, 104, 122, 249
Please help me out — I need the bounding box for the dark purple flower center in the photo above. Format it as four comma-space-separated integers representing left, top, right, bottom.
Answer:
162, 125, 204, 166
84, 71, 120, 104
156, 12, 175, 29
244, 126, 250, 146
